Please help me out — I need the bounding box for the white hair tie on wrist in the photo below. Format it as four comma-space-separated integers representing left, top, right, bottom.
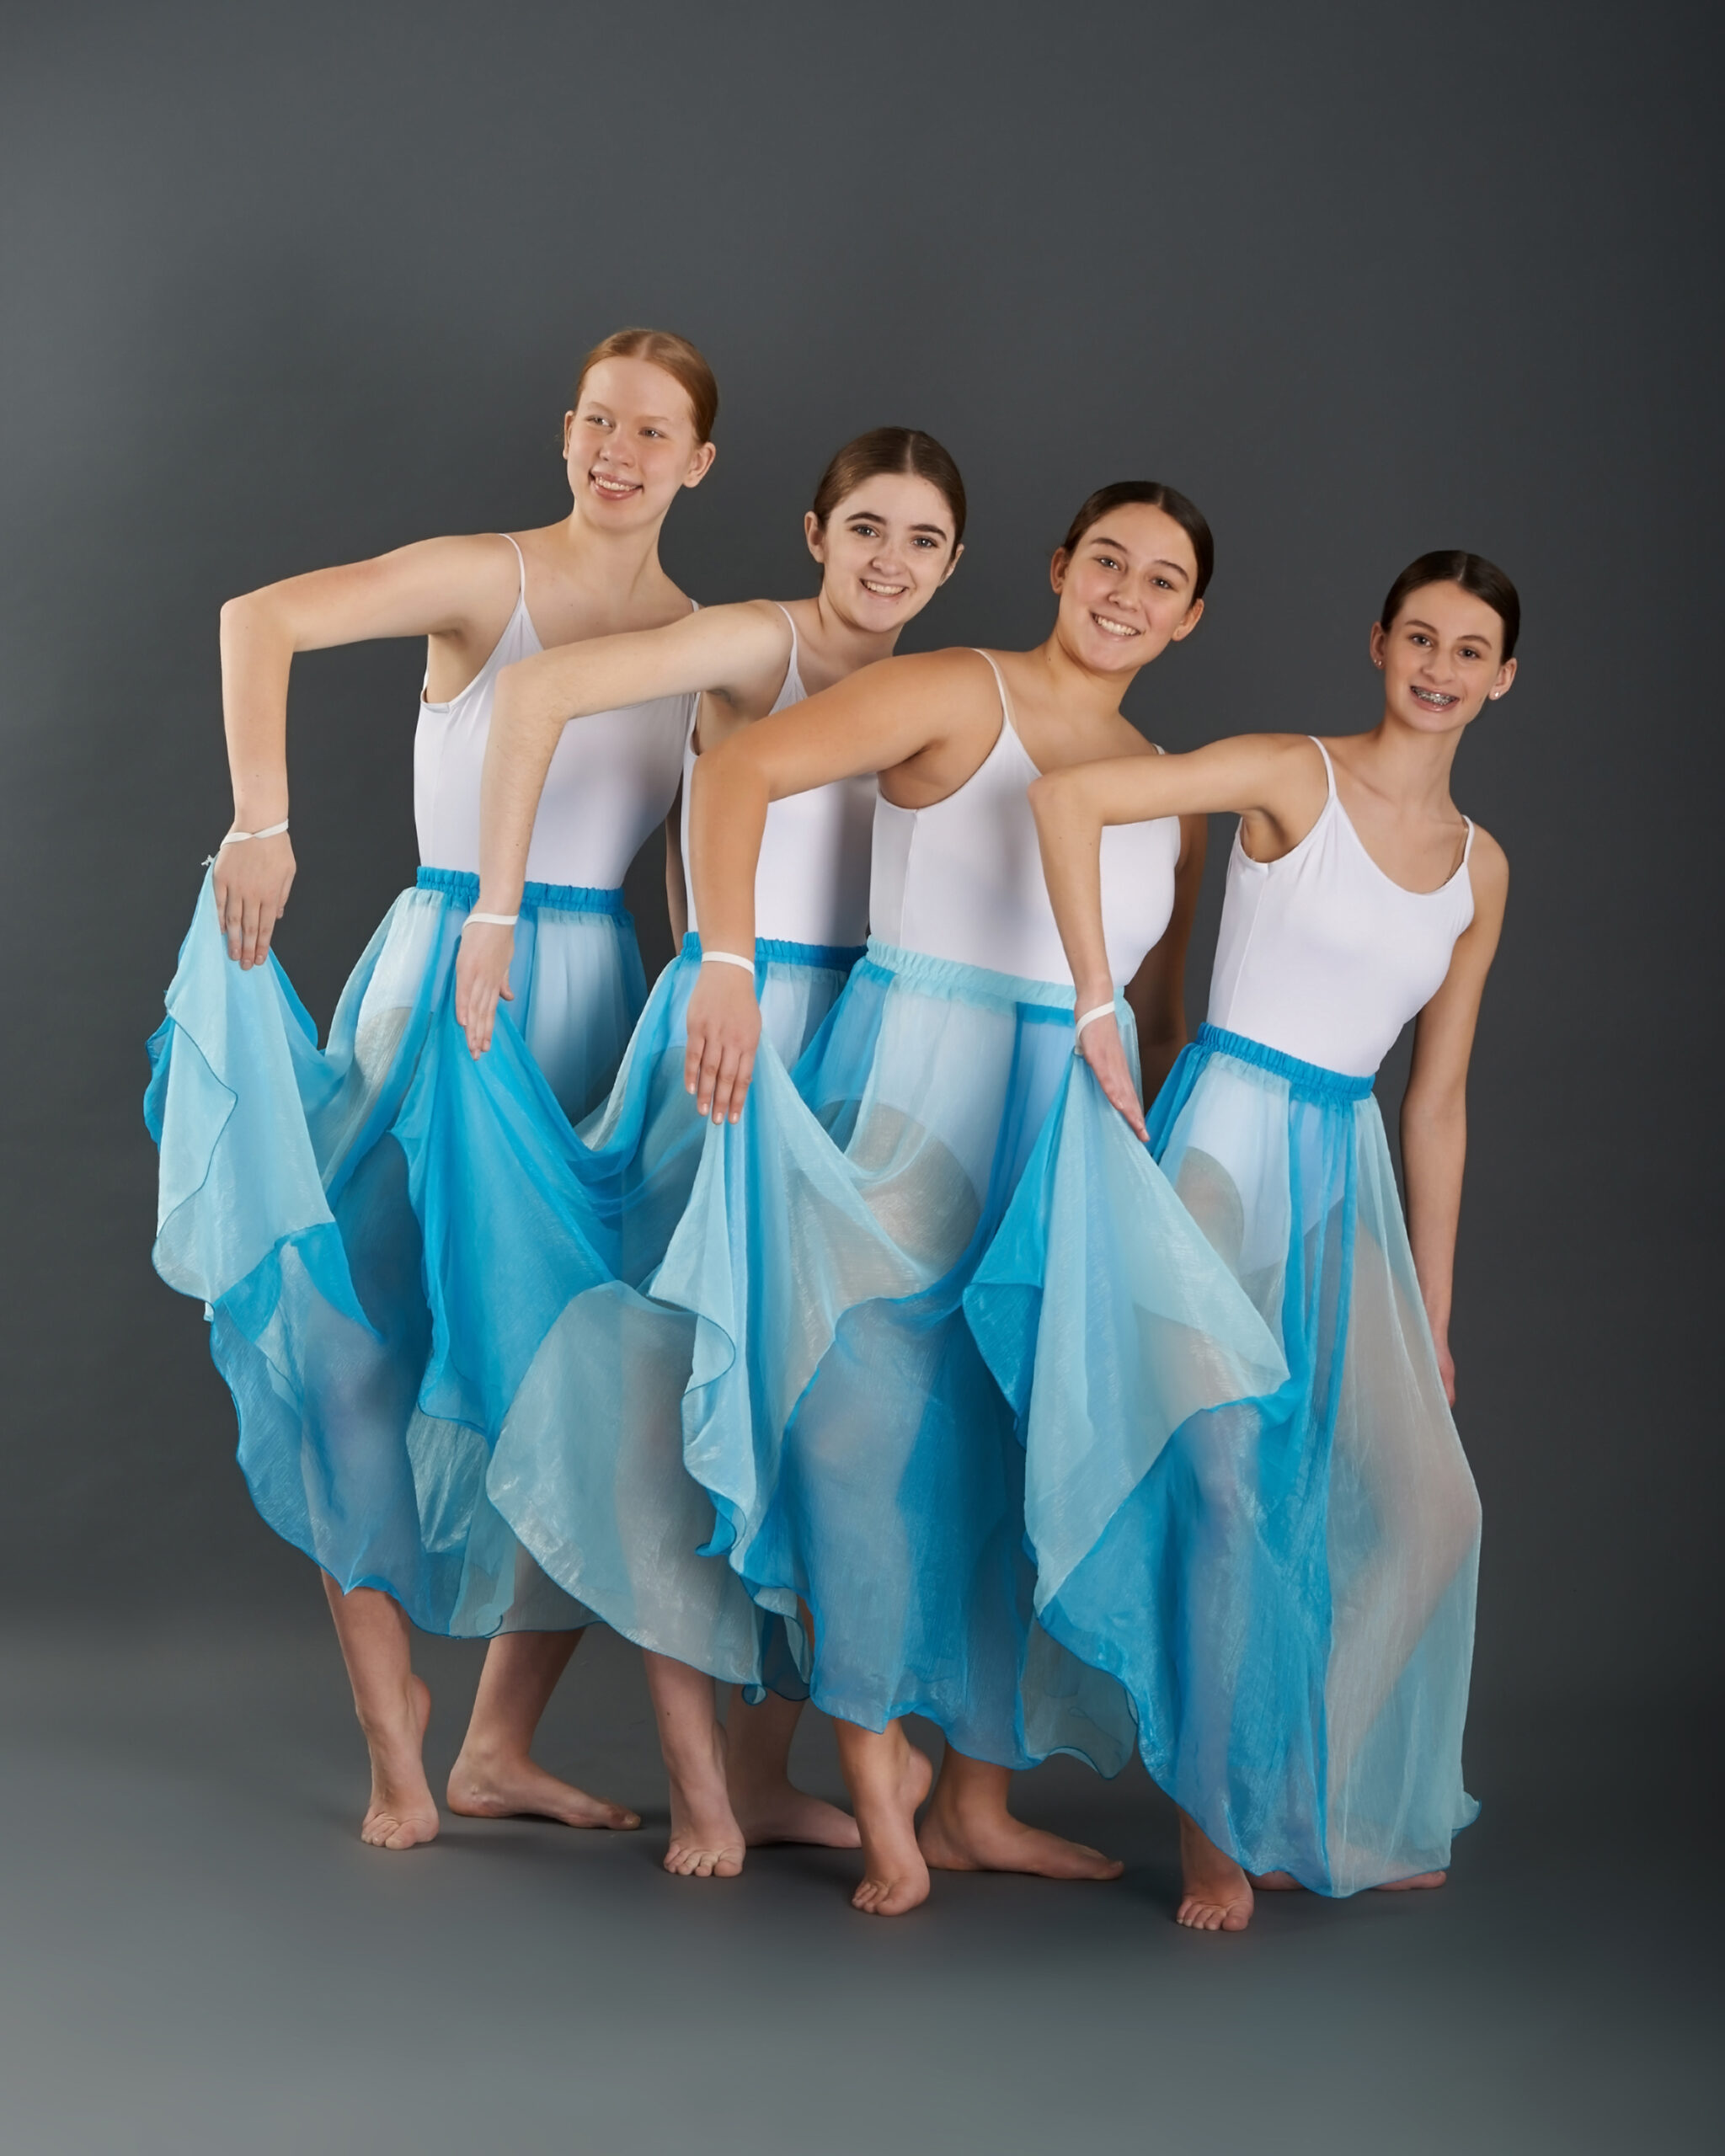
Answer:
1073, 1001, 1118, 1049
467, 912, 518, 928
206, 818, 289, 865
700, 949, 757, 974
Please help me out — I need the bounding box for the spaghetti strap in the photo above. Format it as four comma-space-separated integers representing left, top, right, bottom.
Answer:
1306, 734, 1338, 798
498, 531, 526, 603
1461, 817, 1476, 866
972, 647, 1012, 727
771, 600, 800, 676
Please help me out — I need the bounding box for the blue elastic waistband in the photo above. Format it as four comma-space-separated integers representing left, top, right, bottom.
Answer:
417, 867, 628, 918
1195, 1023, 1375, 1103
681, 931, 867, 973
857, 935, 1078, 1022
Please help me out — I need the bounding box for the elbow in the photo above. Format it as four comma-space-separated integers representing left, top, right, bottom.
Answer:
219, 590, 259, 638
699, 732, 762, 800
1402, 1083, 1466, 1136
1028, 768, 1082, 833
220, 586, 284, 654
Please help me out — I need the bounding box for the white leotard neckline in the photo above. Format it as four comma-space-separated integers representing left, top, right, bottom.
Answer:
868, 648, 1178, 988
1205, 735, 1477, 1077
1272, 737, 1474, 899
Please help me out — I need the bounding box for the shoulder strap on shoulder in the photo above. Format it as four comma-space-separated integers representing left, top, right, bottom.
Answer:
770, 600, 799, 668
972, 648, 1012, 727
1306, 734, 1338, 798
498, 531, 526, 602
1461, 816, 1476, 865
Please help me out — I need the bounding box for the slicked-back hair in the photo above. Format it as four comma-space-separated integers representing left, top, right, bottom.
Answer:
1378, 550, 1521, 660
1059, 481, 1214, 600
810, 427, 966, 547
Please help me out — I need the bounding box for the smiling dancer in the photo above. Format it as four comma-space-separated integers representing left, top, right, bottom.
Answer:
1012, 550, 1514, 1929
669, 483, 1284, 1913
446, 429, 967, 1876
146, 328, 716, 1850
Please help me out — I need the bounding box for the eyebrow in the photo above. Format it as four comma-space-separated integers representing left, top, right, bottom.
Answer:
1404, 616, 1496, 645
580, 401, 681, 424
845, 506, 952, 536
1087, 535, 1189, 581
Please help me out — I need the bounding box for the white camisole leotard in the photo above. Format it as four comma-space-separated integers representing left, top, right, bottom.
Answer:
681, 603, 875, 947
1206, 737, 1476, 1077
414, 533, 696, 887
869, 649, 1178, 989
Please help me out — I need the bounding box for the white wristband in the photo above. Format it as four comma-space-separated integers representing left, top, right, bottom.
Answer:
467, 912, 518, 928
219, 819, 290, 846
700, 949, 757, 974
1074, 1001, 1119, 1043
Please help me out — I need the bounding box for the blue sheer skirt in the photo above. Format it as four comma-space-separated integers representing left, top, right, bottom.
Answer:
145, 866, 644, 1636
660, 942, 1284, 1770
451, 934, 861, 1683
1013, 1024, 1482, 1893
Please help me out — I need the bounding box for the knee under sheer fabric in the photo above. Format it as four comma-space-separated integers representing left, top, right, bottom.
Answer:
146, 867, 642, 1636
969, 1025, 1480, 1893
659, 943, 1285, 1770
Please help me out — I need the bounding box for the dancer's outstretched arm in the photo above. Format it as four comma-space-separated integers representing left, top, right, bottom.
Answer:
682, 648, 998, 1124
214, 535, 522, 968
1030, 734, 1326, 1131
1400, 835, 1508, 1403
457, 601, 791, 1051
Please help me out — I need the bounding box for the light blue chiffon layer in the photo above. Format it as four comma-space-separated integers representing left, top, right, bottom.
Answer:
424, 933, 860, 1683
144, 865, 644, 1636
978, 1021, 1482, 1894
660, 942, 1285, 1771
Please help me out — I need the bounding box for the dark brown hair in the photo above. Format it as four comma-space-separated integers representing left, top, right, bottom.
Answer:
1059, 480, 1214, 600
1378, 550, 1520, 660
572, 328, 719, 445
810, 427, 966, 548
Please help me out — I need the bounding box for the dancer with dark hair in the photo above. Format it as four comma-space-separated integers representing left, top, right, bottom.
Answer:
147, 330, 717, 1850
1001, 550, 1515, 1929
447, 429, 967, 1876
673, 483, 1284, 1913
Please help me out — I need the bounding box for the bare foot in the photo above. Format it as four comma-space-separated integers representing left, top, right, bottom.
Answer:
1177, 1812, 1253, 1931
1247, 1869, 1303, 1889
918, 1797, 1123, 1882
846, 1729, 935, 1917
446, 1745, 640, 1832
1376, 1870, 1446, 1892
729, 1775, 860, 1850
664, 1722, 745, 1879
359, 1673, 440, 1851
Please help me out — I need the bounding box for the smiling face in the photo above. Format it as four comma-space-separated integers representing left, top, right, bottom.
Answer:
805, 471, 963, 632
1371, 580, 1517, 734
562, 355, 716, 531
1051, 502, 1204, 675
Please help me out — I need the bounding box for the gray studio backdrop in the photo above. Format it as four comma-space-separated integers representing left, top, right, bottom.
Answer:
2, 1, 1717, 1710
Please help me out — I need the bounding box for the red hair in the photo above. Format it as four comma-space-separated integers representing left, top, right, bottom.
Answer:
573, 328, 718, 445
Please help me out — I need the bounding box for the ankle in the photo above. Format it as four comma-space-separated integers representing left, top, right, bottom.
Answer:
452, 1729, 520, 1773
356, 1705, 419, 1755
